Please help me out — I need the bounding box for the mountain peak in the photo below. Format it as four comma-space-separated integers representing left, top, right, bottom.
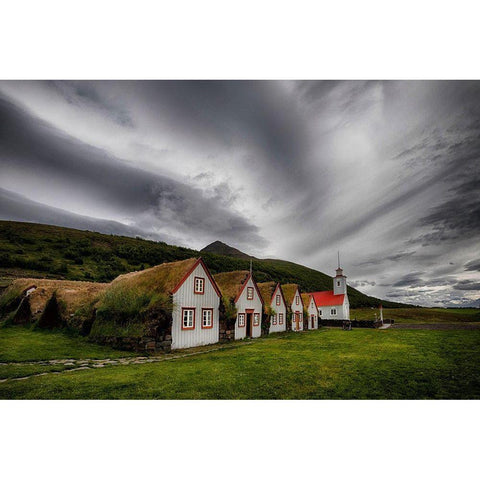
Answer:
200, 240, 256, 260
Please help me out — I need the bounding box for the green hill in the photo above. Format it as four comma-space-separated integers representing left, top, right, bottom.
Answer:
0, 220, 408, 308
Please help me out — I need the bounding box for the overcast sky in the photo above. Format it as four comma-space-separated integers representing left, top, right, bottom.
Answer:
0, 80, 479, 307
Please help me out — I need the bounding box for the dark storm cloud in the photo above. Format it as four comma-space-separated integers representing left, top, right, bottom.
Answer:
465, 259, 480, 272
0, 94, 265, 247
357, 251, 416, 266
391, 272, 426, 288
454, 280, 480, 291
49, 81, 135, 127
350, 280, 376, 288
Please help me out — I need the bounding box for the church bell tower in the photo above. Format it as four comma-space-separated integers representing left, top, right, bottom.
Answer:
333, 252, 347, 296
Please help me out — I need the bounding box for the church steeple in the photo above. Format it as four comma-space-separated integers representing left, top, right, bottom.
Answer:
333, 252, 347, 295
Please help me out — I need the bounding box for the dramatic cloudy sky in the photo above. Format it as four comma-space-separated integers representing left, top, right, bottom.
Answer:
0, 80, 479, 307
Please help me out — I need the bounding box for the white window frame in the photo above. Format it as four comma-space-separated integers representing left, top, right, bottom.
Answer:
238, 313, 246, 327
272, 314, 277, 325
247, 287, 254, 300
318, 309, 322, 316
331, 308, 337, 316
182, 308, 195, 329
202, 309, 213, 328
276, 295, 280, 306
194, 277, 205, 294
253, 313, 260, 326
295, 295, 299, 305
278, 313, 284, 325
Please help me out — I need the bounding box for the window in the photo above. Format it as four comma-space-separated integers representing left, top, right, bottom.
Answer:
253, 313, 260, 326
295, 295, 299, 305
182, 308, 195, 329
318, 309, 322, 316
202, 308, 213, 329
194, 277, 205, 294
238, 313, 246, 327
331, 308, 337, 316
272, 315, 277, 325
337, 281, 340, 287
276, 294, 280, 306
278, 313, 284, 325
247, 287, 254, 300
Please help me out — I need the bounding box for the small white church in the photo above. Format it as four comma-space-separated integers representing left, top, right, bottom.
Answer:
309, 259, 350, 321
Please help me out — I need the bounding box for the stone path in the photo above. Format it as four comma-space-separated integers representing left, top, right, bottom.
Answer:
0, 343, 251, 383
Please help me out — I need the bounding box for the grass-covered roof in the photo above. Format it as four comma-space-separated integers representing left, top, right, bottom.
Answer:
2, 278, 108, 320
213, 270, 250, 301
301, 293, 313, 308
257, 282, 277, 313
109, 257, 199, 297
282, 283, 301, 306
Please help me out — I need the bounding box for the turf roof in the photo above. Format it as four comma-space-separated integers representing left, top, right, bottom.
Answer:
282, 283, 301, 306
213, 270, 250, 301
4, 278, 108, 319
110, 257, 199, 297
257, 281, 277, 313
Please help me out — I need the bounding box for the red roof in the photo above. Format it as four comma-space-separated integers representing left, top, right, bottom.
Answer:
309, 290, 344, 306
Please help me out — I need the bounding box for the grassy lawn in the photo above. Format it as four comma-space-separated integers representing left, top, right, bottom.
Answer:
0, 326, 136, 363
1, 327, 479, 399
351, 307, 480, 324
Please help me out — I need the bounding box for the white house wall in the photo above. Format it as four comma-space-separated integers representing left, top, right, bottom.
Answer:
171, 262, 220, 349
269, 288, 287, 333
307, 298, 318, 329
235, 276, 263, 340
317, 299, 349, 320
291, 289, 303, 332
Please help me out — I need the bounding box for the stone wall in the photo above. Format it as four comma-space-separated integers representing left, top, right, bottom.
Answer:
219, 318, 235, 343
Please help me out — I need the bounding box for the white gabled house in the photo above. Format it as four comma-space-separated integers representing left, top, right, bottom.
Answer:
302, 293, 318, 330
283, 284, 304, 331
170, 258, 222, 349
257, 282, 287, 333
309, 263, 350, 321
214, 271, 264, 340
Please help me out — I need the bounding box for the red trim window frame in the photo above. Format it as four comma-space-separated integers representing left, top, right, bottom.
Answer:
181, 307, 195, 330
238, 313, 246, 327
276, 294, 280, 306
278, 313, 284, 325
247, 287, 254, 300
201, 308, 213, 329
253, 313, 260, 326
194, 276, 205, 294
295, 295, 299, 305
272, 314, 277, 325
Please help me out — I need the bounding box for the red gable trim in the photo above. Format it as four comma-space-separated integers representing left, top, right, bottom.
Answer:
171, 258, 222, 298
271, 283, 286, 308
309, 290, 345, 307
234, 273, 265, 306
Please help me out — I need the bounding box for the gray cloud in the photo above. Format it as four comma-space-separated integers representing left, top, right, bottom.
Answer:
0, 94, 266, 249
465, 259, 480, 272
454, 280, 480, 291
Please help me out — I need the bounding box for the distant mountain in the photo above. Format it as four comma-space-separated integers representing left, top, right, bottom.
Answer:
201, 240, 256, 260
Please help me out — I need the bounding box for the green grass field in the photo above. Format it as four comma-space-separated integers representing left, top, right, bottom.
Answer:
1, 326, 479, 399
351, 307, 480, 323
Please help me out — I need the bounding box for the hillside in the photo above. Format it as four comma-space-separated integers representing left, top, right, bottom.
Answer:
0, 221, 408, 308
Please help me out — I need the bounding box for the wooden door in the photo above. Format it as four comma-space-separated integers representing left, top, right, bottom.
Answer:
295, 313, 300, 330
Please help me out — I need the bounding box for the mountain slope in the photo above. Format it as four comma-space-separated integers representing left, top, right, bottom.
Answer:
200, 240, 256, 260
0, 221, 409, 308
